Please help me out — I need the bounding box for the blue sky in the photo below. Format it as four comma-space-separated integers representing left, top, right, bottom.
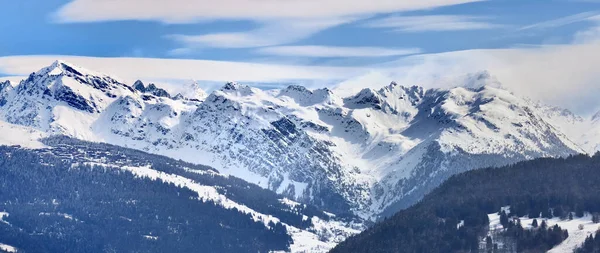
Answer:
1, 0, 598, 63
1, 0, 600, 114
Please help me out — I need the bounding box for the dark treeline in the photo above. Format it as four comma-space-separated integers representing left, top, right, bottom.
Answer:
0, 137, 357, 253
0, 145, 288, 252
575, 230, 600, 253
42, 136, 353, 228
332, 153, 600, 253
498, 217, 568, 252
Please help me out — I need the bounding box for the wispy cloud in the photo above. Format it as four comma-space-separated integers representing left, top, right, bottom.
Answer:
362, 15, 502, 32
0, 55, 363, 84
255, 45, 422, 58
167, 18, 351, 49
519, 11, 600, 31
54, 0, 482, 23
53, 1, 485, 55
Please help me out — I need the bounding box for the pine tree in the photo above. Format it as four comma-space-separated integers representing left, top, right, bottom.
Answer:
532, 219, 538, 228
576, 206, 585, 218
541, 220, 548, 230
554, 207, 565, 219
486, 236, 493, 251
500, 211, 509, 228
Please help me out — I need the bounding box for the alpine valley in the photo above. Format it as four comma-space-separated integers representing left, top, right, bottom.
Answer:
0, 60, 599, 252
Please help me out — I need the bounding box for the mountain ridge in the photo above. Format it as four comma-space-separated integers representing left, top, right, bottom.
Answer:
0, 60, 592, 221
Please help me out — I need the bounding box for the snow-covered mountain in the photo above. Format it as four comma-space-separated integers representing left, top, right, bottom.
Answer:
533, 102, 600, 154
0, 61, 591, 221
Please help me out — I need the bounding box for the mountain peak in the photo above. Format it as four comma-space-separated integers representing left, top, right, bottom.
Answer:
0, 80, 10, 89
284, 84, 311, 94
344, 88, 383, 109
221, 82, 249, 91
51, 59, 70, 67
380, 81, 422, 94
41, 60, 89, 77
133, 80, 145, 92
172, 80, 207, 101
131, 80, 171, 98
279, 85, 341, 106
217, 82, 256, 97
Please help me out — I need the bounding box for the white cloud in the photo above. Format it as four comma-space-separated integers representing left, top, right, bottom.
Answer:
362, 15, 501, 32
519, 11, 600, 31
573, 15, 600, 43
0, 55, 364, 85
336, 41, 600, 114
167, 18, 351, 49
54, 1, 484, 53
574, 25, 600, 43
54, 0, 482, 23
256, 45, 422, 57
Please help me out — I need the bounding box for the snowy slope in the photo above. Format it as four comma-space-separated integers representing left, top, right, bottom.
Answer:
0, 243, 17, 253
86, 162, 361, 252
0, 137, 364, 253
0, 61, 587, 220
487, 210, 600, 253
370, 84, 582, 217
534, 102, 600, 154
0, 121, 46, 148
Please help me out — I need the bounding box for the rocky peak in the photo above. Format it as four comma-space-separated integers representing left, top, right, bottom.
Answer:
221, 82, 248, 91
146, 83, 170, 98
285, 84, 311, 93
218, 82, 254, 98
344, 88, 382, 109
132, 80, 170, 98
133, 80, 146, 92
0, 80, 11, 91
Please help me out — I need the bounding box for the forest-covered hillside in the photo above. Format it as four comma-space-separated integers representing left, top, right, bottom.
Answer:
331, 154, 600, 253
0, 137, 361, 253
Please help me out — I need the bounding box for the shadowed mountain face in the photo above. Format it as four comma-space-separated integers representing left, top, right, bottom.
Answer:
0, 61, 585, 220
332, 154, 600, 253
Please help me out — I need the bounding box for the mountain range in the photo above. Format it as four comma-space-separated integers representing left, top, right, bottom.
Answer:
1, 61, 598, 221
1, 60, 600, 252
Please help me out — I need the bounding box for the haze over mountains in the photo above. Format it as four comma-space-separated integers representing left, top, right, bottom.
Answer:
0, 61, 598, 223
